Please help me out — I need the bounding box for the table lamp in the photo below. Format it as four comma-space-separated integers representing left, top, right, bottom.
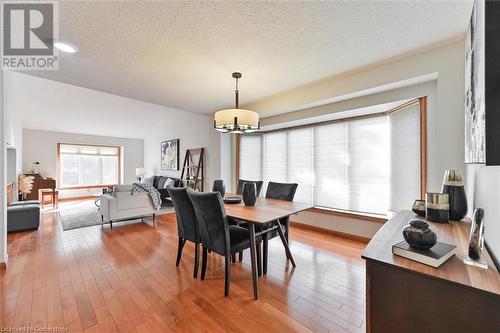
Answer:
136, 168, 146, 183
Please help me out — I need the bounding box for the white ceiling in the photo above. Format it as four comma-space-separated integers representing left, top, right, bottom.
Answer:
24, 1, 473, 114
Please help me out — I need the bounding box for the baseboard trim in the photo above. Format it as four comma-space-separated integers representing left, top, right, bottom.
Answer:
290, 221, 371, 243
1, 254, 8, 269
485, 240, 500, 272
59, 195, 97, 202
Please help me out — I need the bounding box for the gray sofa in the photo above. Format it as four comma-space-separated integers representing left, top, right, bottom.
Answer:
7, 200, 41, 232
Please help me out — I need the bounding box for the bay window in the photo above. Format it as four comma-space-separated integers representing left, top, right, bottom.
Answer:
239, 100, 424, 215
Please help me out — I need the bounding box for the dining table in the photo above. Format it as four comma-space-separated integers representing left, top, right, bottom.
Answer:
223, 195, 313, 300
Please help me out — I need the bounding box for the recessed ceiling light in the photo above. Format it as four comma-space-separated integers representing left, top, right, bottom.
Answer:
54, 41, 78, 53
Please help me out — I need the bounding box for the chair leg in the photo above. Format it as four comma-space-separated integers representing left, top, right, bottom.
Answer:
110, 220, 113, 229
238, 251, 243, 262
101, 215, 104, 230
193, 242, 199, 278
256, 243, 262, 277
152, 213, 156, 227
201, 247, 208, 281
285, 225, 289, 243
224, 256, 231, 297
263, 235, 268, 275
231, 254, 236, 263
176, 237, 185, 266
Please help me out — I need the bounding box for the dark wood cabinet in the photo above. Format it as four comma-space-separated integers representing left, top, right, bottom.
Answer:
362, 211, 500, 333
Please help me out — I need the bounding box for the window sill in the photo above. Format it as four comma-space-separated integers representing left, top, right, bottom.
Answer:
307, 206, 390, 224
59, 184, 118, 190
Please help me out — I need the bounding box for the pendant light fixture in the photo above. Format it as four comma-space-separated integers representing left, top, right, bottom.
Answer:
214, 72, 260, 133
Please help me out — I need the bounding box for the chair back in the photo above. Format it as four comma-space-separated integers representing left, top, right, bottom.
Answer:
187, 189, 230, 256
168, 187, 199, 242
265, 182, 298, 201
237, 179, 264, 196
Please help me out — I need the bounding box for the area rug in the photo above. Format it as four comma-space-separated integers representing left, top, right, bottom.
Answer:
59, 200, 174, 231
59, 200, 103, 231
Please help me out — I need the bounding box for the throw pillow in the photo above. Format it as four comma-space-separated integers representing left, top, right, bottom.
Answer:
143, 176, 154, 186
157, 176, 167, 189
164, 178, 175, 188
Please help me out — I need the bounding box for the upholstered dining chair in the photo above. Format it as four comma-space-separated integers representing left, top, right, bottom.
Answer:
187, 189, 262, 297
239, 181, 298, 275
265, 181, 298, 241
231, 179, 264, 262
168, 187, 201, 279
236, 179, 264, 196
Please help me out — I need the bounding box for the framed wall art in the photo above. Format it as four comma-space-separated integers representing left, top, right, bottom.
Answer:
161, 139, 179, 171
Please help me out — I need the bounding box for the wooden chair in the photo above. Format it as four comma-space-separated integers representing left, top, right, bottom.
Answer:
40, 188, 58, 209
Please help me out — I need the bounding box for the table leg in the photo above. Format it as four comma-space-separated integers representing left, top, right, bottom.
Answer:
249, 224, 259, 300
275, 219, 296, 268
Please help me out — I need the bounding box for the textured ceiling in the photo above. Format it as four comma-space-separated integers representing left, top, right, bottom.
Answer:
25, 1, 473, 114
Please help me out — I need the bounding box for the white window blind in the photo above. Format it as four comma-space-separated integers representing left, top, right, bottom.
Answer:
238, 102, 421, 215
59, 144, 120, 187
263, 132, 287, 187
314, 122, 347, 209
389, 104, 421, 211
239, 135, 262, 181
286, 128, 314, 204
346, 116, 390, 214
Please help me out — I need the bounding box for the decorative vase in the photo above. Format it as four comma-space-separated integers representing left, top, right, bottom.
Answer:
425, 192, 449, 223
242, 182, 257, 206
402, 219, 437, 250
463, 208, 487, 269
441, 170, 468, 221
411, 199, 426, 217
212, 180, 225, 198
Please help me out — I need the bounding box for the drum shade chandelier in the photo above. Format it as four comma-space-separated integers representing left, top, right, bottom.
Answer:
214, 72, 260, 134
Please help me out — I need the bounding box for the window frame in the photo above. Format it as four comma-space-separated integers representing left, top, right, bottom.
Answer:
57, 142, 122, 190
236, 97, 427, 218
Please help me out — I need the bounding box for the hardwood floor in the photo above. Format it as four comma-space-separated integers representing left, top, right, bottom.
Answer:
1, 203, 367, 332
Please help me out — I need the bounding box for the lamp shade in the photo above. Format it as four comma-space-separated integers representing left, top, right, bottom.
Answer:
135, 168, 145, 177
214, 108, 259, 133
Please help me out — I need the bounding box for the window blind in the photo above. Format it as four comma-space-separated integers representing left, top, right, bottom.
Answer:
389, 104, 421, 211
263, 132, 287, 191
239, 135, 263, 181
286, 128, 314, 204
346, 116, 390, 214
238, 102, 421, 215
314, 122, 347, 209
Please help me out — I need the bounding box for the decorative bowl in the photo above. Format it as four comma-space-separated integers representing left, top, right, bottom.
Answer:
223, 196, 242, 204
402, 219, 437, 250
412, 199, 426, 217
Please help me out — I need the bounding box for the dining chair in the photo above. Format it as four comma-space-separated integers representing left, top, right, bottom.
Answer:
187, 189, 262, 297
239, 181, 298, 275
231, 179, 264, 262
236, 179, 264, 196
168, 187, 201, 279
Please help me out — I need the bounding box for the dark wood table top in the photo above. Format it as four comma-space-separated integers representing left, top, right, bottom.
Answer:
223, 195, 313, 224
362, 210, 500, 296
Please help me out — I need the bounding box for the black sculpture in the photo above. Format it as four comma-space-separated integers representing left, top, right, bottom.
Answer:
402, 219, 437, 250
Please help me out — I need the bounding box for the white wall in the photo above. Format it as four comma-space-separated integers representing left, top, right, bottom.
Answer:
219, 133, 232, 193
241, 40, 466, 239
466, 165, 500, 264
22, 129, 144, 198
1, 70, 7, 264
4, 72, 221, 193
